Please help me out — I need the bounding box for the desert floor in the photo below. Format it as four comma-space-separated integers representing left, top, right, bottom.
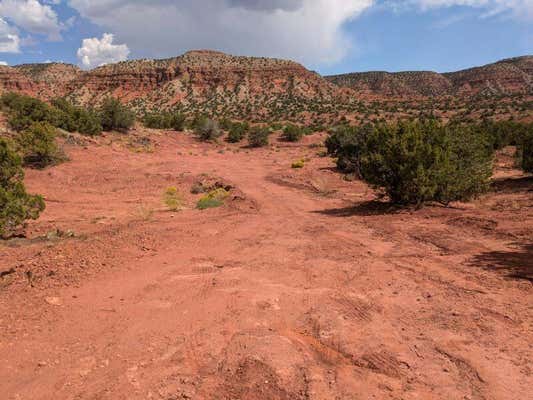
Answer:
1, 130, 532, 400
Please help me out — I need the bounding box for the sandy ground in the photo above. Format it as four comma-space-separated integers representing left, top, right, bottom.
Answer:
0, 130, 532, 400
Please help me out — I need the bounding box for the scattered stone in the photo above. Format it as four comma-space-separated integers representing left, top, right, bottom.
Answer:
45, 297, 62, 306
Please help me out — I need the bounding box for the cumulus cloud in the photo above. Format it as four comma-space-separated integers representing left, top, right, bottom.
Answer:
0, 0, 64, 40
0, 60, 8, 65
77, 32, 130, 69
67, 0, 373, 67
0, 17, 19, 52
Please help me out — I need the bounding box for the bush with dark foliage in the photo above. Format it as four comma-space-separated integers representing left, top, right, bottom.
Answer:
143, 111, 186, 131
0, 138, 45, 238
99, 97, 135, 132
325, 124, 372, 175
281, 124, 304, 142
248, 126, 270, 147
17, 122, 62, 168
328, 120, 494, 206
521, 129, 533, 173
226, 121, 249, 143
51, 98, 102, 136
1, 93, 102, 136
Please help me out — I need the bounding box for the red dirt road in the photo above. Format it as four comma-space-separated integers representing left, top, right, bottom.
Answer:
1, 131, 532, 399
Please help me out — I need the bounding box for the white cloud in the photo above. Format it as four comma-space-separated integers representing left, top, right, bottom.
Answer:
0, 0, 64, 40
67, 0, 374, 67
406, 0, 533, 19
0, 17, 19, 52
77, 32, 130, 69
0, 60, 8, 65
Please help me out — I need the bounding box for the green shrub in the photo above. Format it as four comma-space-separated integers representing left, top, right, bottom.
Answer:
521, 130, 533, 173
99, 97, 135, 132
248, 126, 269, 147
143, 111, 186, 131
338, 120, 493, 206
0, 138, 45, 237
196, 188, 229, 210
325, 124, 372, 175
75, 110, 103, 136
476, 119, 531, 150
1, 93, 102, 136
17, 122, 62, 168
281, 124, 304, 142
226, 121, 249, 143
52, 98, 102, 136
194, 118, 221, 141
2, 92, 57, 132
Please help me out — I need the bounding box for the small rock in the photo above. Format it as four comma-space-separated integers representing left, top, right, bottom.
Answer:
44, 297, 62, 306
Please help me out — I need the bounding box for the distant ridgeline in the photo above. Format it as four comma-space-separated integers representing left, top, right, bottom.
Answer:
0, 51, 531, 122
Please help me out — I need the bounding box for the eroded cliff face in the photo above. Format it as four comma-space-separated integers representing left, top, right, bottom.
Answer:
0, 52, 531, 112
65, 50, 342, 109
326, 56, 533, 98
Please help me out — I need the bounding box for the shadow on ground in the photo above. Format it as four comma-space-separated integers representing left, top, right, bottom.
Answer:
491, 176, 533, 193
313, 200, 402, 217
469, 242, 533, 282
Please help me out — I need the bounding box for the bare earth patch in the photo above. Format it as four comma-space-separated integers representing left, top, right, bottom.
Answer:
0, 131, 531, 400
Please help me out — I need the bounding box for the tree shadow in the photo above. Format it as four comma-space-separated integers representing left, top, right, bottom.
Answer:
313, 200, 403, 217
469, 243, 533, 282
490, 176, 533, 194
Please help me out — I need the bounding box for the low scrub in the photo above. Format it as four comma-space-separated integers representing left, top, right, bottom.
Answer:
1, 92, 102, 136
17, 122, 64, 168
52, 98, 102, 136
282, 124, 304, 142
326, 124, 372, 175
0, 138, 45, 238
99, 97, 135, 132
475, 119, 531, 150
328, 120, 494, 206
291, 159, 305, 168
226, 121, 249, 143
522, 129, 533, 173
143, 110, 186, 131
194, 118, 222, 141
196, 188, 229, 210
163, 186, 184, 211
248, 126, 269, 147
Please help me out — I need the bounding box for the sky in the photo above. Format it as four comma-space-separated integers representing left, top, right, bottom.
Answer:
0, 0, 531, 74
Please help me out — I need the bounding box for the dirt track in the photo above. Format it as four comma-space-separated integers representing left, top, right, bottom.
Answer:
1, 130, 532, 399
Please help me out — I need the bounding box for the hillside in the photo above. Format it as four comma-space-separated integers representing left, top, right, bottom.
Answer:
326, 56, 533, 98
0, 51, 342, 119
0, 52, 531, 123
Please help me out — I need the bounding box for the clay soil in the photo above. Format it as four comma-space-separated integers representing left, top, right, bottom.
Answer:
1, 130, 532, 400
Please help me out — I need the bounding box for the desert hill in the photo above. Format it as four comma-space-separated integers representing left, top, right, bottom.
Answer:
0, 50, 341, 117
326, 55, 533, 98
0, 52, 531, 122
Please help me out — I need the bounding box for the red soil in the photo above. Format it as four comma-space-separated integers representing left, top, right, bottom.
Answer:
0, 130, 532, 399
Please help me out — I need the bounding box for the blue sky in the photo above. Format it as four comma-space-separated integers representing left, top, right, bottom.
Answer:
0, 1, 531, 74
